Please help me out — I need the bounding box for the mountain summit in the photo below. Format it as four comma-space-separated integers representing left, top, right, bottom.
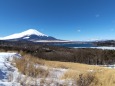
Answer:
19, 29, 47, 36
0, 29, 57, 41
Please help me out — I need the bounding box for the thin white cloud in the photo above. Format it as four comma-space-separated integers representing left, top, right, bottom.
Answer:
77, 30, 81, 32
96, 14, 100, 18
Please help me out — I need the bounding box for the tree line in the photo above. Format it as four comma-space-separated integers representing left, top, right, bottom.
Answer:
0, 40, 115, 65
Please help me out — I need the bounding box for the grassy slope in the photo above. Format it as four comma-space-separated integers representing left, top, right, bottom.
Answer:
14, 53, 115, 86
1, 49, 115, 86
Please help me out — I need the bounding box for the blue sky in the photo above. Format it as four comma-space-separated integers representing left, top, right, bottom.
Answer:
0, 0, 115, 41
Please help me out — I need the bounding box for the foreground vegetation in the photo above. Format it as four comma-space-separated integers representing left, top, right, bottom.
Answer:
12, 53, 115, 86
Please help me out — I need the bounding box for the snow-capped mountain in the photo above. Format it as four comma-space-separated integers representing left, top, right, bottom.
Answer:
0, 29, 57, 41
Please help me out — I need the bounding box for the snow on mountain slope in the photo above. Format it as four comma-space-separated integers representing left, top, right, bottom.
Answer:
0, 29, 48, 40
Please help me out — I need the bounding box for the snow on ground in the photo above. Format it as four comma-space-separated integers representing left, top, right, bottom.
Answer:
91, 47, 115, 50
0, 52, 74, 86
99, 64, 115, 69
75, 47, 115, 50
0, 52, 21, 86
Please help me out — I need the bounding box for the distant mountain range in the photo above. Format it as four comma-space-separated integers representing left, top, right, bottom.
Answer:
0, 29, 70, 42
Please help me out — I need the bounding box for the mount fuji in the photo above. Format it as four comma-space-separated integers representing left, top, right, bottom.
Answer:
0, 29, 59, 42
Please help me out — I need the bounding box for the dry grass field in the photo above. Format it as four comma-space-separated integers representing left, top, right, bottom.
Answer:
1, 50, 115, 86
12, 53, 115, 86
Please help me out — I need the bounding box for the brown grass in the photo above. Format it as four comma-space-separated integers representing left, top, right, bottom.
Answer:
76, 69, 115, 86
76, 72, 99, 86
10, 51, 115, 86
14, 54, 48, 78
94, 69, 115, 86
41, 55, 115, 86
43, 60, 104, 72
61, 70, 83, 80
0, 49, 6, 52
62, 69, 115, 86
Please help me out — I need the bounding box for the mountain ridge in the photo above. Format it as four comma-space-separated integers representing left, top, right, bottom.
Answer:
0, 29, 58, 41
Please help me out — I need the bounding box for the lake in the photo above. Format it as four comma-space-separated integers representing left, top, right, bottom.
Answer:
52, 43, 95, 48
52, 43, 115, 50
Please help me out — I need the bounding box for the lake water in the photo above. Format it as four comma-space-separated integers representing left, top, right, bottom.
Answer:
53, 43, 95, 48
52, 43, 115, 50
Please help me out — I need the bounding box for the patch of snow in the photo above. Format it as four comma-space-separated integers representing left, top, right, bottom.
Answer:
74, 47, 115, 50
90, 47, 115, 50
99, 64, 115, 69
23, 36, 30, 39
87, 69, 94, 72
48, 68, 67, 79
0, 52, 21, 86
